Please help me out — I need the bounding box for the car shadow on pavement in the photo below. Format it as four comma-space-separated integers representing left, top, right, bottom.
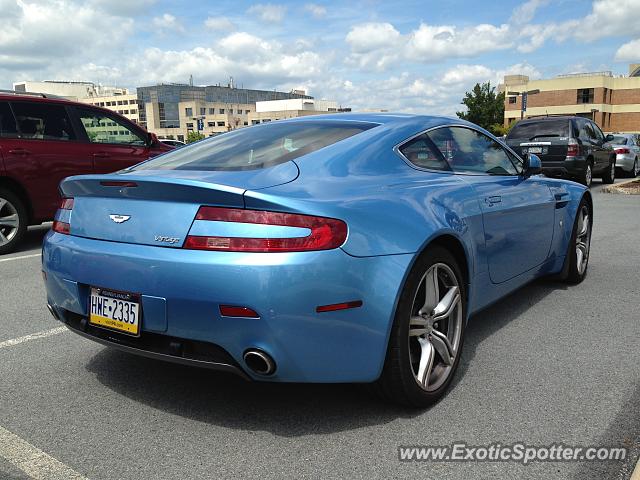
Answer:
12, 224, 50, 254
85, 278, 569, 437
449, 278, 568, 391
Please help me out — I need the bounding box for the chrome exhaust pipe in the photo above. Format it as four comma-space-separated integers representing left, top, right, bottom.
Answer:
46, 303, 60, 320
243, 349, 276, 376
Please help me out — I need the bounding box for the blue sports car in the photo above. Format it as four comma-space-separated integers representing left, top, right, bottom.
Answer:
42, 114, 592, 407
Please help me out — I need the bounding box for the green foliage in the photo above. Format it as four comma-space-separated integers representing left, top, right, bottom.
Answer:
186, 131, 205, 143
456, 82, 505, 135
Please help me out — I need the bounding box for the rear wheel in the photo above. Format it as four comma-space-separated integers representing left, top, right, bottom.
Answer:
602, 158, 616, 184
579, 160, 593, 187
374, 246, 466, 407
565, 198, 593, 284
631, 158, 639, 178
0, 188, 27, 255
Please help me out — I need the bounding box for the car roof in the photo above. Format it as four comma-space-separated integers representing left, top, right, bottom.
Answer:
516, 116, 576, 123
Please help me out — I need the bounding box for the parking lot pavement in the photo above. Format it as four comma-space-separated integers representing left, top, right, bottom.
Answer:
0, 183, 638, 480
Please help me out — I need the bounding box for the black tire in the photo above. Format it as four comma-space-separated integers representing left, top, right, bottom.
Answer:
565, 197, 593, 284
578, 160, 593, 187
373, 246, 466, 408
602, 158, 616, 184
0, 188, 28, 255
631, 158, 639, 178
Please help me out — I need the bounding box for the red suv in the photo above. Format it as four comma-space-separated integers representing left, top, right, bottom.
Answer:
0, 92, 172, 254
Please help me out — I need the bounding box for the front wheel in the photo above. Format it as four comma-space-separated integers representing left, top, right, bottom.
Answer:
602, 158, 616, 184
565, 198, 593, 284
374, 246, 466, 407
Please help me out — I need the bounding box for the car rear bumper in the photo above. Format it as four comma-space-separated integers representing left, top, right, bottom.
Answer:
42, 231, 413, 383
541, 156, 586, 179
615, 153, 636, 171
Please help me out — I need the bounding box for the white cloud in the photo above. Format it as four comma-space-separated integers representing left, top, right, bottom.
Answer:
510, 0, 548, 25
247, 3, 287, 23
614, 39, 640, 62
441, 65, 494, 85
346, 23, 401, 53
204, 16, 236, 32
304, 3, 326, 18
152, 13, 184, 33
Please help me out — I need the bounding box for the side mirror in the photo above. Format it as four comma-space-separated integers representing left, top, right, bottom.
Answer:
523, 153, 542, 176
605, 134, 615, 142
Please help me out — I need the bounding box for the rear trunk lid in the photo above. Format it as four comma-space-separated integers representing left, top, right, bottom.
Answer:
59, 162, 298, 247
506, 119, 573, 167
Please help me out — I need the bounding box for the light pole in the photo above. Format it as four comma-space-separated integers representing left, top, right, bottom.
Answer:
507, 89, 540, 120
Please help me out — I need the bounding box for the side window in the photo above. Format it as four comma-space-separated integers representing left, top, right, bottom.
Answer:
75, 108, 146, 146
590, 122, 605, 143
0, 102, 18, 138
398, 133, 450, 171
11, 102, 76, 141
428, 127, 519, 175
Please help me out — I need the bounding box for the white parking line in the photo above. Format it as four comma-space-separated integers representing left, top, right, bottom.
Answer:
0, 253, 41, 263
0, 425, 88, 480
0, 327, 67, 350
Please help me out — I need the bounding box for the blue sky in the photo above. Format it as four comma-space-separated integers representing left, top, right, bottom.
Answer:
2, 0, 640, 114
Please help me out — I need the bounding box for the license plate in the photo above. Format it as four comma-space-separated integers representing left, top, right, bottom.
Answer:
527, 147, 543, 154
89, 287, 141, 336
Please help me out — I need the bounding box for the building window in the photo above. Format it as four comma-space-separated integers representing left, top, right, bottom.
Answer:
243, 121, 248, 126
217, 121, 225, 127
577, 88, 594, 104
245, 110, 250, 114
200, 107, 206, 116
177, 135, 184, 142
508, 96, 517, 104
185, 107, 193, 117
186, 122, 194, 129
208, 122, 215, 127
219, 108, 225, 114
251, 120, 260, 125
209, 108, 215, 115
130, 109, 137, 114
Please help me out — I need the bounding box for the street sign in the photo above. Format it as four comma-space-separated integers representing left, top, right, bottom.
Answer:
197, 118, 204, 131
521, 92, 528, 112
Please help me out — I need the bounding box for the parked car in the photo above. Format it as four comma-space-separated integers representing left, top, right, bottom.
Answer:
505, 116, 616, 187
158, 138, 186, 148
604, 133, 640, 178
42, 114, 592, 407
0, 91, 173, 254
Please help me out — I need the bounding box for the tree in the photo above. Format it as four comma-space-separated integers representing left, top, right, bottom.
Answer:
456, 82, 505, 135
186, 131, 205, 143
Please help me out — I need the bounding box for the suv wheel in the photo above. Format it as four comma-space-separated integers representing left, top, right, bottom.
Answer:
0, 188, 28, 255
602, 158, 616, 184
579, 161, 593, 187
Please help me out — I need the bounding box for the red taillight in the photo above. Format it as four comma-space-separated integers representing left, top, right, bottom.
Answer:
53, 197, 73, 234
59, 198, 74, 210
219, 305, 260, 318
184, 207, 348, 252
316, 300, 363, 313
567, 139, 579, 157
615, 148, 630, 154
52, 221, 70, 234
100, 181, 138, 187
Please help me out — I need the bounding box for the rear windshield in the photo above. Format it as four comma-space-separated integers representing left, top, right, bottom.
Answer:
134, 120, 377, 171
507, 120, 570, 141
607, 135, 628, 145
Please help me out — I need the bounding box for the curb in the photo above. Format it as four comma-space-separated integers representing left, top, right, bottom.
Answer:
601, 178, 640, 194
631, 456, 640, 480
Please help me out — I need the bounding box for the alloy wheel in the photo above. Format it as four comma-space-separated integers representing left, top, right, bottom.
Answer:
0, 197, 20, 247
585, 164, 592, 187
575, 205, 591, 275
408, 263, 463, 392
634, 160, 639, 177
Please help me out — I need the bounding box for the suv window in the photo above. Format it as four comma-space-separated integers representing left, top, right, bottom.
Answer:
398, 133, 450, 171
590, 122, 605, 143
0, 102, 18, 138
134, 120, 376, 171
506, 120, 570, 141
11, 102, 76, 141
75, 108, 146, 146
428, 127, 519, 175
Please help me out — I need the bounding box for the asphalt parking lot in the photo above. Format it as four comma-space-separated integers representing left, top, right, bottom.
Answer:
0, 179, 638, 480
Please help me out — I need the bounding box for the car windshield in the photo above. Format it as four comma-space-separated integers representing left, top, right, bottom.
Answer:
607, 135, 628, 145
133, 120, 377, 171
507, 120, 570, 140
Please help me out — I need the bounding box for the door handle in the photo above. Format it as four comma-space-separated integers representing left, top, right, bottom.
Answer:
485, 196, 502, 206
92, 152, 110, 158
8, 148, 30, 156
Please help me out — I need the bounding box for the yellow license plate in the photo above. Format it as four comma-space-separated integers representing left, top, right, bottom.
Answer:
89, 287, 141, 336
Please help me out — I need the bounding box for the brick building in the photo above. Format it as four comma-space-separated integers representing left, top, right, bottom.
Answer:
502, 64, 640, 133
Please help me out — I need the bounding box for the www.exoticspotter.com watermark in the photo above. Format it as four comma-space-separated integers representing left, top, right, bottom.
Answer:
398, 443, 627, 465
